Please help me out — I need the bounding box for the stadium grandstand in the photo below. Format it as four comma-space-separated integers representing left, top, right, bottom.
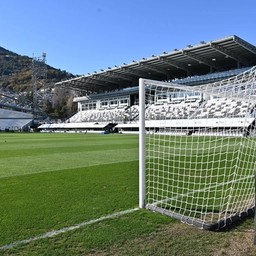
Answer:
37, 35, 256, 134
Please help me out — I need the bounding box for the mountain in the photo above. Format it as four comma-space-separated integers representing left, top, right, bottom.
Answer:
0, 46, 75, 92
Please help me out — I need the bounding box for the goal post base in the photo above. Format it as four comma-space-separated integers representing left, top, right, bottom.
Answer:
146, 204, 255, 231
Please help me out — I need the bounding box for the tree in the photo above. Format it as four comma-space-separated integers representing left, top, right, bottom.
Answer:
50, 87, 76, 119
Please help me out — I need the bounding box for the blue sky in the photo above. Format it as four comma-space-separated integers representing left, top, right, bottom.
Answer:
1, 0, 255, 75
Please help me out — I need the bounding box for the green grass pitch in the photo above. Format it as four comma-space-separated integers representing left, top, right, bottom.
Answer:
0, 133, 140, 236
0, 132, 255, 255
0, 133, 176, 255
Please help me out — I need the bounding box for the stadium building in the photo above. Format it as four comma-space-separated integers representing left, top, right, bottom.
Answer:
38, 35, 256, 135
38, 35, 256, 231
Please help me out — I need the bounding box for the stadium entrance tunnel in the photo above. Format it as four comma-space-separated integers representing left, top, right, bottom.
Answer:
105, 123, 118, 133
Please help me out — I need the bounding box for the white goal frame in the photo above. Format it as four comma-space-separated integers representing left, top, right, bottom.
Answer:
139, 68, 256, 230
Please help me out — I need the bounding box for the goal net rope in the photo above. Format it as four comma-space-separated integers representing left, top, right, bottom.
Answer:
139, 66, 256, 230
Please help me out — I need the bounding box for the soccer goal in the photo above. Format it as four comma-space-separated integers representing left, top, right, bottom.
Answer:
139, 67, 256, 230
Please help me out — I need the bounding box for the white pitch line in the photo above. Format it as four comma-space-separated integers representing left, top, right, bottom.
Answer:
0, 208, 139, 251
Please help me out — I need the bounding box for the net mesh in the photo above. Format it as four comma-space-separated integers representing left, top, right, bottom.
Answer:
141, 67, 256, 230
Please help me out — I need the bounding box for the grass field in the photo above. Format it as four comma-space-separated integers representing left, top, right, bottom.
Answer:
0, 132, 256, 255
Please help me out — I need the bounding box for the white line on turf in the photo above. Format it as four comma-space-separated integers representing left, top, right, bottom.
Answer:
0, 208, 139, 251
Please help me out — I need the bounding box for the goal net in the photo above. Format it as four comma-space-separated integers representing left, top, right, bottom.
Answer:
139, 67, 256, 230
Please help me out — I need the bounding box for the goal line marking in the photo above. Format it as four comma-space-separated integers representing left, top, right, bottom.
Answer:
0, 208, 139, 251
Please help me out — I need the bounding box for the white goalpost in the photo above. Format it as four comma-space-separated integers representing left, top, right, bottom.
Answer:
139, 67, 256, 230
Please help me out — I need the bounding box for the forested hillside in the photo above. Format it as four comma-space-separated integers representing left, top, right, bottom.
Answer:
0, 46, 77, 119
0, 46, 74, 92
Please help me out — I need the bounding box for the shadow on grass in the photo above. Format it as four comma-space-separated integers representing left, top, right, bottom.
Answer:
218, 212, 255, 233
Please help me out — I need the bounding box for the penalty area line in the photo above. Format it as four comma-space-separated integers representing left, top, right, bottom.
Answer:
0, 208, 139, 251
